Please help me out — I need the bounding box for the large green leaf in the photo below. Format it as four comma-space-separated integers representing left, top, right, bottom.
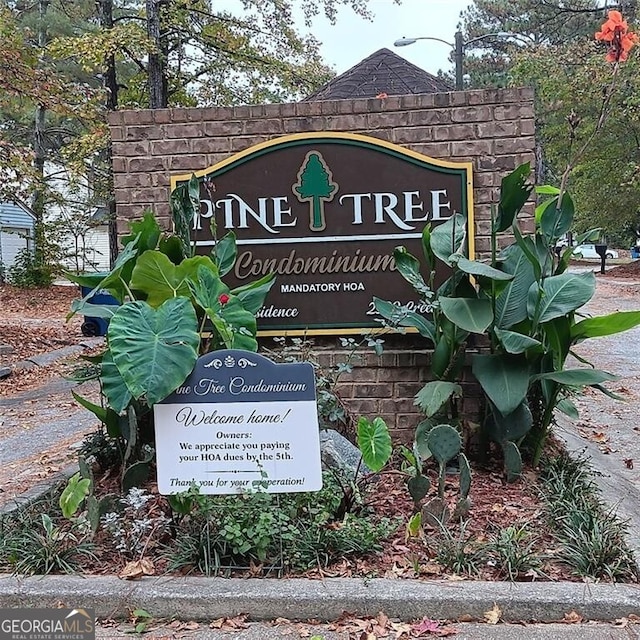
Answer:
495, 163, 533, 233
472, 353, 530, 416
71, 391, 120, 435
191, 266, 258, 350
414, 381, 462, 418
421, 224, 436, 273
67, 240, 139, 319
486, 400, 533, 443
231, 273, 276, 314
69, 299, 118, 319
121, 210, 160, 252
453, 256, 513, 281
440, 298, 493, 334
108, 297, 200, 406
571, 311, 640, 340
218, 297, 258, 351
213, 231, 237, 277
539, 192, 574, 241
63, 271, 109, 289
373, 297, 435, 342
430, 213, 466, 264
101, 351, 132, 415
190, 264, 229, 309
512, 224, 542, 281
130, 252, 216, 307
543, 316, 572, 369
357, 416, 392, 472
528, 272, 596, 323
495, 328, 541, 354
533, 368, 618, 386
393, 247, 431, 296
170, 175, 199, 258
495, 244, 538, 329
159, 235, 186, 265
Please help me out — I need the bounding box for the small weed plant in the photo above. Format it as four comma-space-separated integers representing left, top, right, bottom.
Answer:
485, 523, 542, 581
429, 519, 484, 577
0, 495, 95, 575
164, 472, 398, 575
101, 488, 171, 558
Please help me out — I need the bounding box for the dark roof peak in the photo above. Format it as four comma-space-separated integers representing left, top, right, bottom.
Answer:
304, 47, 452, 101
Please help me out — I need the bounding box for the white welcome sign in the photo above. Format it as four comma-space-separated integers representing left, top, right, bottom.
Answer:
153, 350, 322, 495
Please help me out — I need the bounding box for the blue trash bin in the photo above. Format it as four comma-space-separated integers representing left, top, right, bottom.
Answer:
80, 285, 120, 337
631, 246, 640, 259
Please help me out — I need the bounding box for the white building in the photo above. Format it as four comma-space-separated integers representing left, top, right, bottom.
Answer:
0, 201, 35, 274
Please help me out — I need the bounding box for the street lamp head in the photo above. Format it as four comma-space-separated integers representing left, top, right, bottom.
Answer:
393, 37, 418, 47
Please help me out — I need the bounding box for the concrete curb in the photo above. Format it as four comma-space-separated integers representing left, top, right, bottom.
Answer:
0, 576, 639, 623
12, 338, 104, 371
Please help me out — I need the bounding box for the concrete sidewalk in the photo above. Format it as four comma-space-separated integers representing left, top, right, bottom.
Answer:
96, 621, 639, 639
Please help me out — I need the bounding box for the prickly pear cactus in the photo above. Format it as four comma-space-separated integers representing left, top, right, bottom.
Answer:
502, 440, 522, 482
427, 424, 462, 497
426, 424, 462, 466
458, 452, 471, 500
407, 474, 431, 506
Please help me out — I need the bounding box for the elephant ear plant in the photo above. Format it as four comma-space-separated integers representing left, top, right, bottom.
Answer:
65, 176, 275, 492
376, 163, 640, 481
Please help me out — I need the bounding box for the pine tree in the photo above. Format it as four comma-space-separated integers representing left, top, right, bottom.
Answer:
293, 152, 337, 232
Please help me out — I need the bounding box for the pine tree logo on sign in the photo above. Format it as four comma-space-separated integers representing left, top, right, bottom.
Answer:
293, 151, 338, 232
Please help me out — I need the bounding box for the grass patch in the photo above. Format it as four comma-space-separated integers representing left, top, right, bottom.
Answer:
540, 453, 639, 582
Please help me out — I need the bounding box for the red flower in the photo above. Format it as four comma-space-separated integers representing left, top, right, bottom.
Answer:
596, 10, 638, 62
219, 293, 230, 305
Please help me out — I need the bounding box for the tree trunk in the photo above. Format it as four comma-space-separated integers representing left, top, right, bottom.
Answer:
97, 0, 119, 267
147, 0, 168, 109
31, 0, 50, 268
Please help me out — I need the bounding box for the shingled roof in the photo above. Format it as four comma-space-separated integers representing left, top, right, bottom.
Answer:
303, 47, 452, 101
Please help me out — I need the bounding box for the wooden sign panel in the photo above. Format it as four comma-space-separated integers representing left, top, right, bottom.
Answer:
171, 132, 473, 335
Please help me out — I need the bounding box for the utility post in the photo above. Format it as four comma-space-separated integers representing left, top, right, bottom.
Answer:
454, 30, 464, 90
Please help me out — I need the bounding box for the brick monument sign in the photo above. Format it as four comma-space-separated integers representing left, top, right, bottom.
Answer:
108, 87, 535, 439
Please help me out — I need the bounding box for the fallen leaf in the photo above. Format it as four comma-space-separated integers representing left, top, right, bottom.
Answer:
412, 617, 441, 634
624, 458, 634, 469
209, 615, 248, 631
118, 558, 155, 580
375, 92, 389, 99
563, 610, 583, 624
484, 604, 501, 625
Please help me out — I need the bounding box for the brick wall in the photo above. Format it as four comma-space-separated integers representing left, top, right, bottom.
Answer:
107, 88, 536, 439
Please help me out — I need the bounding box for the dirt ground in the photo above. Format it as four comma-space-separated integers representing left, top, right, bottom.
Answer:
0, 283, 86, 395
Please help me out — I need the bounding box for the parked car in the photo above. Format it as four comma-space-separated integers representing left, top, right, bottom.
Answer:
572, 244, 618, 259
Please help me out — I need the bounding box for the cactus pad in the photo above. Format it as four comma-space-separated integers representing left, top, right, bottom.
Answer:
407, 474, 431, 505
502, 440, 522, 482
426, 424, 462, 466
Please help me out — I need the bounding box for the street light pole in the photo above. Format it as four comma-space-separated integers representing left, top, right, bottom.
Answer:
394, 31, 525, 91
453, 30, 464, 91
